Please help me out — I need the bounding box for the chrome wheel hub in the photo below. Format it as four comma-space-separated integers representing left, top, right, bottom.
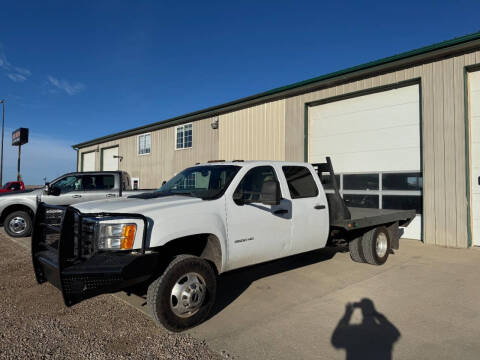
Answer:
170, 272, 206, 318
9, 216, 26, 234
376, 232, 388, 258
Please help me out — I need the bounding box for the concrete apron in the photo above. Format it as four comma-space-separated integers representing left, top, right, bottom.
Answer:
12, 230, 480, 360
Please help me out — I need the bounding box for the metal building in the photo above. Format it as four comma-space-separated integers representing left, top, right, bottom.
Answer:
73, 32, 480, 248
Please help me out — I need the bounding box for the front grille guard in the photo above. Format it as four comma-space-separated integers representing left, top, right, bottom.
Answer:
32, 203, 149, 303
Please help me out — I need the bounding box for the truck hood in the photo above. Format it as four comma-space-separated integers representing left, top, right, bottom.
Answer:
0, 188, 42, 198
72, 195, 204, 214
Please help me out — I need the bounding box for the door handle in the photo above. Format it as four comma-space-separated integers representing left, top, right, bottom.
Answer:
72, 195, 82, 199
314, 205, 326, 210
106, 194, 116, 198
478, 176, 480, 185
274, 209, 288, 215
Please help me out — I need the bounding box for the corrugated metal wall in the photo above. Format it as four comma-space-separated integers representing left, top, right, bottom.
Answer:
285, 50, 480, 248
218, 99, 286, 161
78, 117, 219, 188
76, 48, 480, 248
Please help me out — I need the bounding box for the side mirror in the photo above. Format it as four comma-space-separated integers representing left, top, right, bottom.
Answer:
48, 186, 61, 196
261, 180, 281, 206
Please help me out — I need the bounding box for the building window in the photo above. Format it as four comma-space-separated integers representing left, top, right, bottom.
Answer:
176, 123, 193, 149
323, 171, 423, 215
138, 133, 151, 155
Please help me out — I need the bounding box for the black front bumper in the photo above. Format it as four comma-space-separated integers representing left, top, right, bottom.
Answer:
32, 204, 159, 306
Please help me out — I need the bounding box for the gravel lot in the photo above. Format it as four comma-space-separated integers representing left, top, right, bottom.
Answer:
0, 238, 221, 360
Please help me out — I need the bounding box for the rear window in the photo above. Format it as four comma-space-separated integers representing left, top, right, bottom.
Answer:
282, 166, 319, 199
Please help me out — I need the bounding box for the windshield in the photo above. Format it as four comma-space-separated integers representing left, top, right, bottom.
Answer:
132, 165, 240, 200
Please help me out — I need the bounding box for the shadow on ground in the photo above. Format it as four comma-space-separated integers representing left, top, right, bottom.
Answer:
126, 246, 346, 318
209, 246, 345, 318
331, 298, 401, 360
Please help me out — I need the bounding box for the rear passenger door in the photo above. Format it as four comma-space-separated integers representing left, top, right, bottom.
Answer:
281, 166, 330, 254
78, 174, 118, 202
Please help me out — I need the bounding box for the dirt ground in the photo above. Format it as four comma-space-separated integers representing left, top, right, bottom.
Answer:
0, 238, 221, 360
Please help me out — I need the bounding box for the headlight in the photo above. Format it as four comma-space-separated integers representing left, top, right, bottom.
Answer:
97, 223, 137, 250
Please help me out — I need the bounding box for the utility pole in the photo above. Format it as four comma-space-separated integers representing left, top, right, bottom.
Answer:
0, 100, 4, 186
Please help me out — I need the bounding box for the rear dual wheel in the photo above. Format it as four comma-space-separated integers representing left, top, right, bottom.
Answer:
349, 226, 390, 265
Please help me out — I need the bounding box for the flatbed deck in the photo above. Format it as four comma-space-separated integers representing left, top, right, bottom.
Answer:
331, 207, 416, 230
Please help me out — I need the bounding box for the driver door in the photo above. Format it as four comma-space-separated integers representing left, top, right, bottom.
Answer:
41, 175, 85, 206
225, 165, 292, 270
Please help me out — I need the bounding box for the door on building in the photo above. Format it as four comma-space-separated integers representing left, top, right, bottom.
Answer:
82, 151, 96, 171
469, 71, 480, 246
102, 147, 119, 171
308, 84, 422, 240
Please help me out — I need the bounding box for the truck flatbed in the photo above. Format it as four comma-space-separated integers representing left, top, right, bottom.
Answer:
331, 207, 415, 231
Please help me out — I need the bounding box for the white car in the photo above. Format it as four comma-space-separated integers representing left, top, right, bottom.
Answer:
32, 158, 415, 331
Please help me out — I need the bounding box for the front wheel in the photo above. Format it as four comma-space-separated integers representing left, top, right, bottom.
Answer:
4, 210, 32, 238
147, 255, 217, 332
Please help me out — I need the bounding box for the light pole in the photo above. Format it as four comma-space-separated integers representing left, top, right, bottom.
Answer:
0, 100, 4, 186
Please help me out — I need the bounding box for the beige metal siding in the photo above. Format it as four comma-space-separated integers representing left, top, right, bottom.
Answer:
78, 117, 218, 188
218, 99, 286, 161
285, 51, 480, 248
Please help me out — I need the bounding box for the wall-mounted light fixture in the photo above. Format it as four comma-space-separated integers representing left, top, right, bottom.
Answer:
211, 116, 219, 130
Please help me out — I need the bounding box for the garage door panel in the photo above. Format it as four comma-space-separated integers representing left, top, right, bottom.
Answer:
310, 125, 420, 156
309, 84, 421, 240
472, 119, 480, 144
102, 147, 119, 171
311, 103, 419, 137
311, 148, 420, 173
82, 152, 96, 172
316, 86, 418, 118
470, 71, 480, 245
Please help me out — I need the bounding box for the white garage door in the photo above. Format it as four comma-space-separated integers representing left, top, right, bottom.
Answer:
469, 71, 480, 246
82, 151, 96, 172
309, 84, 422, 239
102, 147, 119, 171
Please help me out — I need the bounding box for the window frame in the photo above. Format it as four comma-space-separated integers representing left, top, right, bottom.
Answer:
175, 123, 193, 150
233, 165, 280, 205
137, 133, 151, 156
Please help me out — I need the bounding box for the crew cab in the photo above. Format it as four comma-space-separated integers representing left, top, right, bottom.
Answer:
32, 158, 415, 331
0, 171, 149, 238
0, 181, 25, 193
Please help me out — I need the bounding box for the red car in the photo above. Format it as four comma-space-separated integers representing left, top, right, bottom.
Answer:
0, 181, 25, 193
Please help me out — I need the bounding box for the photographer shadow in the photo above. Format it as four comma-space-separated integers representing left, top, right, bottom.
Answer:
331, 298, 400, 360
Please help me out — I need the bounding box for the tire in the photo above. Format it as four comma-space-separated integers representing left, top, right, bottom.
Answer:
361, 227, 390, 265
147, 255, 217, 332
348, 236, 366, 263
4, 210, 32, 238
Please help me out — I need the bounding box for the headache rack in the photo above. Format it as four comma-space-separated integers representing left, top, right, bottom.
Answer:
312, 157, 351, 225
32, 203, 150, 306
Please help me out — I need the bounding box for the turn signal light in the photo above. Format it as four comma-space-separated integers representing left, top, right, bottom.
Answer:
120, 224, 137, 250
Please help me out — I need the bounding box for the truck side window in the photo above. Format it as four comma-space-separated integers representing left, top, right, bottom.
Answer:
282, 166, 319, 199
234, 166, 277, 203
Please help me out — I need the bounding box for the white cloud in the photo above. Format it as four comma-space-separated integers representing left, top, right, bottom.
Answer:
7, 73, 28, 82
0, 46, 31, 82
47, 76, 86, 95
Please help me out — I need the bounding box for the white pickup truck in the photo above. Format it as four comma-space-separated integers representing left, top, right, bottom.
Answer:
32, 158, 415, 331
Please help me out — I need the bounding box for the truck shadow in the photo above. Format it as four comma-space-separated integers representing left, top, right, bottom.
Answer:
208, 245, 344, 319
331, 298, 401, 360
124, 246, 345, 320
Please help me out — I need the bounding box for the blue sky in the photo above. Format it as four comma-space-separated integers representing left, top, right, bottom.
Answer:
0, 0, 479, 184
